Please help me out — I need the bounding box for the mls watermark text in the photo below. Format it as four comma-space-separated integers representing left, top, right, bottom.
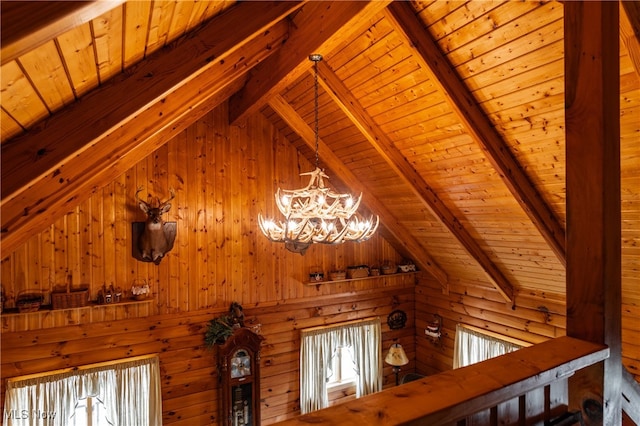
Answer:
4, 409, 57, 420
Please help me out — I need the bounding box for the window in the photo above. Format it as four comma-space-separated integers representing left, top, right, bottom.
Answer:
69, 397, 111, 426
327, 346, 357, 387
4, 355, 162, 426
453, 324, 529, 369
300, 318, 382, 414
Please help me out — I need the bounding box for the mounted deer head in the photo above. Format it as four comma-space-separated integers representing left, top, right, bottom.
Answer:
135, 187, 176, 264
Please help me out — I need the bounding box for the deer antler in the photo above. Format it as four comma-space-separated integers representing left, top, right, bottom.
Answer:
135, 186, 149, 207
159, 188, 175, 209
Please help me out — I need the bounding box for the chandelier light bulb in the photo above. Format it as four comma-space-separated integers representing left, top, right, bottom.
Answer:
345, 197, 353, 208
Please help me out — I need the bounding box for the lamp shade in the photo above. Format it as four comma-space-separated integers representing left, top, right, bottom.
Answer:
384, 343, 409, 367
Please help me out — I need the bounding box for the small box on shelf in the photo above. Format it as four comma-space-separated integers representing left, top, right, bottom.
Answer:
16, 292, 44, 313
347, 265, 369, 279
380, 262, 396, 275
329, 270, 346, 281
52, 288, 89, 309
51, 274, 89, 309
309, 267, 324, 283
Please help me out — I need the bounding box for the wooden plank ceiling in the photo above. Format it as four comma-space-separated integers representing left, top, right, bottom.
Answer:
1, 1, 638, 306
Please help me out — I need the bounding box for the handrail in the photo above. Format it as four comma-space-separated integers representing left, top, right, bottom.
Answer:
274, 336, 608, 425
622, 366, 640, 424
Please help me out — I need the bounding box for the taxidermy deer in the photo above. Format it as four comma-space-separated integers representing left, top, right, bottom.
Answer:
135, 187, 176, 264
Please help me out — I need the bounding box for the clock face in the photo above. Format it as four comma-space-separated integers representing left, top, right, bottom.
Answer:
231, 350, 251, 378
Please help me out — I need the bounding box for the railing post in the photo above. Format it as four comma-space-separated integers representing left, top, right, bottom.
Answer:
518, 394, 526, 426
564, 1, 621, 425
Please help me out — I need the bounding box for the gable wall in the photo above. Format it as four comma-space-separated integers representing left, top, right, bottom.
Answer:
1, 102, 405, 328
0, 102, 416, 424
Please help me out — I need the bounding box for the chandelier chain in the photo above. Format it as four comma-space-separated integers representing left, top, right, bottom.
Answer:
313, 57, 320, 170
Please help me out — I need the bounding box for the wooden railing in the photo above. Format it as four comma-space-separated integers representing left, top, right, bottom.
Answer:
274, 336, 609, 425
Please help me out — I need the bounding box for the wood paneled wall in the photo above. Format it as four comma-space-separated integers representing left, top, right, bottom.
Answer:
1, 285, 415, 425
1, 103, 404, 332
0, 102, 416, 425
414, 275, 640, 385
413, 277, 569, 423
415, 276, 566, 377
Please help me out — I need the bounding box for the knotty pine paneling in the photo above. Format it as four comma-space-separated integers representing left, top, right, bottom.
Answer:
414, 275, 572, 423
415, 275, 565, 376
415, 275, 640, 384
1, 285, 415, 425
1, 102, 406, 332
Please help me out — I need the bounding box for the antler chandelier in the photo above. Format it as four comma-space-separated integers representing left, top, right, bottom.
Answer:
258, 54, 379, 254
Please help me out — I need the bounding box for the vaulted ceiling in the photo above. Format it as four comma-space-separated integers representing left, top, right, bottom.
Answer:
1, 1, 638, 305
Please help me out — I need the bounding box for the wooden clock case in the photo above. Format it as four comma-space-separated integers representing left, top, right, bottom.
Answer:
218, 327, 264, 426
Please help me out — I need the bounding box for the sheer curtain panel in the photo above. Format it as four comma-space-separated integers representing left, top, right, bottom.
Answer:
4, 355, 162, 426
300, 318, 382, 414
453, 324, 524, 369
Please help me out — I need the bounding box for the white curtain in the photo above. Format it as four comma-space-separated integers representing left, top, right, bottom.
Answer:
4, 356, 162, 426
453, 324, 522, 369
300, 318, 382, 414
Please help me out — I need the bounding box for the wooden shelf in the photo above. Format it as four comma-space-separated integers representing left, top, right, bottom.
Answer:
304, 271, 417, 286
1, 299, 153, 317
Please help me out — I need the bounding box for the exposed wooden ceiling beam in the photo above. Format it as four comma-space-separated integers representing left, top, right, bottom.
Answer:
0, 1, 302, 253
1, 0, 126, 65
316, 62, 514, 303
229, 0, 391, 125
268, 94, 448, 286
622, 1, 640, 38
621, 1, 640, 76
387, 2, 567, 268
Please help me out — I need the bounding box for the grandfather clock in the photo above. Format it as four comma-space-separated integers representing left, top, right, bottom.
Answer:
218, 328, 264, 426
